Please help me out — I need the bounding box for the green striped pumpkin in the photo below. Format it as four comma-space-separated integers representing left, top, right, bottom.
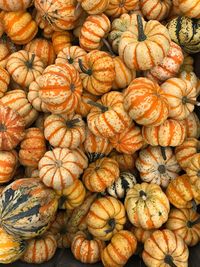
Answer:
0, 178, 58, 239
167, 16, 200, 54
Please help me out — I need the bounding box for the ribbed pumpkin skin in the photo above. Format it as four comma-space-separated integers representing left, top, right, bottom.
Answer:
0, 227, 26, 264
79, 0, 109, 14
0, 150, 18, 184
131, 227, 155, 243
39, 148, 82, 190
0, 66, 10, 98
125, 183, 170, 229
39, 63, 83, 114
166, 208, 200, 246
180, 54, 194, 72
0, 105, 25, 151
79, 14, 111, 51
0, 178, 58, 239
136, 146, 181, 188
2, 11, 38, 45
179, 71, 198, 89
186, 154, 200, 200
101, 230, 137, 267
105, 0, 139, 18
0, 0, 32, 11
184, 112, 200, 139
21, 233, 57, 263
142, 229, 189, 267
177, 0, 200, 18
75, 92, 98, 118
123, 78, 169, 126
0, 35, 18, 68
110, 151, 138, 172
142, 119, 186, 147
71, 231, 105, 263
25, 38, 56, 67
73, 148, 88, 170
52, 31, 72, 55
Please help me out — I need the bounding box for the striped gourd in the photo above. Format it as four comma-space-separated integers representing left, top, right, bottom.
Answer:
78, 0, 109, 14
0, 66, 10, 98
0, 150, 18, 184
105, 0, 139, 18
52, 31, 72, 55
0, 0, 32, 11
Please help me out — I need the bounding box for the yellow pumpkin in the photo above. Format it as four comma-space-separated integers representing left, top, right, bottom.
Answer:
110, 151, 138, 172
52, 31, 72, 55
131, 227, 155, 243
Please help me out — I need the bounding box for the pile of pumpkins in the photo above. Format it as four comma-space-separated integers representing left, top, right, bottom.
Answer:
0, 0, 200, 266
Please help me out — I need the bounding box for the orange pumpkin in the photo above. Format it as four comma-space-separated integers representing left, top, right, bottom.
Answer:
83, 157, 119, 192
87, 91, 131, 138
110, 150, 138, 172
0, 66, 10, 98
38, 148, 82, 190
0, 105, 25, 151
52, 31, 72, 55
105, 0, 139, 18
177, 0, 200, 18
184, 112, 200, 139
71, 231, 105, 263
79, 14, 111, 51
73, 11, 88, 38
79, 50, 115, 95
179, 71, 198, 90
131, 227, 155, 243
75, 92, 99, 118
0, 0, 32, 11
39, 63, 83, 114
87, 196, 126, 241
44, 113, 86, 149
101, 230, 137, 267
166, 208, 200, 246
0, 35, 19, 68
2, 11, 38, 45
0, 150, 18, 184
24, 38, 56, 67
34, 10, 54, 39
123, 78, 169, 126
78, 0, 109, 14
186, 154, 200, 199
6, 50, 44, 88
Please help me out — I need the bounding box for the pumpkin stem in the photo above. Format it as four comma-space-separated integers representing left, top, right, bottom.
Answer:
66, 118, 80, 128
164, 255, 177, 267
192, 199, 197, 212
102, 38, 115, 56
197, 170, 200, 177
59, 195, 67, 209
67, 55, 74, 64
158, 165, 166, 174
139, 190, 147, 200
0, 123, 6, 132
160, 146, 167, 161
187, 216, 200, 228
26, 53, 35, 68
182, 96, 200, 106
137, 15, 146, 42
78, 59, 92, 75
86, 231, 93, 240
105, 218, 116, 233
87, 100, 108, 113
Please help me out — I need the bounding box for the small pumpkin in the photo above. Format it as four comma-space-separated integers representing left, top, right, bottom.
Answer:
0, 178, 58, 239
35, 113, 50, 133
0, 227, 26, 264
166, 208, 200, 247
0, 66, 10, 98
106, 172, 137, 199
78, 0, 109, 14
87, 196, 126, 241
73, 147, 88, 170
110, 150, 138, 172
34, 10, 54, 39
176, 0, 200, 18
179, 71, 199, 90
75, 92, 99, 118
52, 31, 72, 55
180, 53, 194, 72
0, 105, 25, 151
105, 0, 139, 18
0, 34, 18, 68
142, 229, 189, 267
101, 230, 137, 267
0, 150, 18, 184
184, 112, 200, 139
186, 154, 200, 199
0, 0, 32, 11
125, 183, 170, 229
131, 227, 155, 243
123, 78, 169, 126
21, 232, 57, 264
25, 167, 39, 178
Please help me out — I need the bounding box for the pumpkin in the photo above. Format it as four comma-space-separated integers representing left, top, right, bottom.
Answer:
136, 146, 181, 188
0, 150, 18, 184
49, 211, 73, 248
56, 180, 86, 210
0, 66, 10, 98
34, 10, 54, 39
110, 150, 138, 172
105, 0, 139, 18
0, 21, 3, 38
76, 92, 99, 118
73, 147, 88, 170
179, 71, 198, 89
87, 196, 126, 241
166, 208, 200, 247
0, 105, 25, 151
52, 31, 72, 55
0, 34, 19, 68
123, 78, 169, 126
71, 231, 105, 263
19, 128, 46, 167
34, 0, 82, 31
1, 89, 38, 127
0, 178, 58, 239
87, 91, 131, 138
112, 56, 136, 90
175, 138, 200, 170
2, 11, 38, 45
73, 11, 88, 38
176, 0, 200, 18
142, 229, 189, 267
24, 38, 56, 67
161, 78, 198, 120
106, 172, 137, 199
0, 227, 26, 264
39, 148, 82, 190
142, 119, 186, 147
6, 50, 44, 88
145, 42, 184, 84
119, 15, 171, 70
44, 113, 86, 149
131, 227, 155, 243
125, 183, 170, 229
79, 50, 115, 95
21, 232, 57, 264
38, 63, 82, 114
180, 53, 194, 72
101, 230, 137, 267
0, 0, 32, 11
109, 123, 143, 154
25, 167, 39, 178
184, 112, 200, 139
35, 113, 50, 133
186, 154, 200, 199
167, 16, 200, 54
78, 0, 109, 14
140, 0, 172, 21
79, 14, 111, 51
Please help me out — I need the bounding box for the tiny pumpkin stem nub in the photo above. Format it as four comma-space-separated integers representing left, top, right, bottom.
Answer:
158, 165, 166, 174
137, 15, 147, 42
26, 53, 35, 68
87, 100, 109, 113
182, 96, 200, 106
164, 255, 177, 267
105, 218, 116, 233
66, 118, 80, 128
187, 216, 200, 228
160, 146, 167, 161
139, 190, 147, 200
67, 56, 74, 64
59, 195, 67, 209
78, 59, 92, 75
102, 38, 115, 56
0, 123, 6, 132
192, 199, 197, 212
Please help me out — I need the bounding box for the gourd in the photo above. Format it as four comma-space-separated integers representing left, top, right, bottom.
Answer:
0, 150, 18, 184
0, 66, 10, 98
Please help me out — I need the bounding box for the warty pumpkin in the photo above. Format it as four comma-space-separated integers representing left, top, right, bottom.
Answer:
0, 178, 58, 239
101, 230, 137, 267
0, 66, 10, 98
123, 77, 169, 126
75, 92, 99, 118
78, 0, 109, 14
166, 208, 200, 247
125, 183, 170, 229
0, 150, 18, 184
142, 229, 189, 267
105, 0, 139, 18
52, 31, 72, 55
0, 0, 32, 11
110, 150, 138, 172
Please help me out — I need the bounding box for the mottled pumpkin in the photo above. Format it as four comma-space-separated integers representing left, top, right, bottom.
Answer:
78, 0, 109, 14
184, 112, 200, 139
75, 92, 99, 118
0, 0, 32, 11
0, 66, 10, 98
34, 10, 54, 39
110, 151, 138, 172
0, 150, 18, 184
52, 31, 72, 55
179, 71, 199, 91
105, 0, 139, 18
